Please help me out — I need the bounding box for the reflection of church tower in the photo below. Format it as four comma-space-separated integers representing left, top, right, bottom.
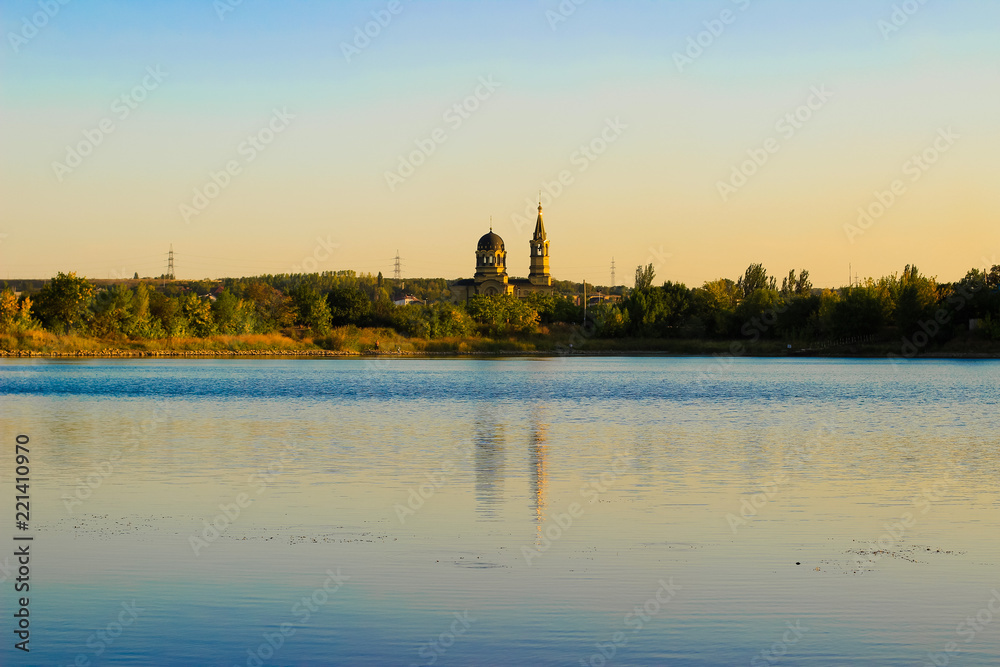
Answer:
528, 203, 551, 287
473, 412, 505, 520
528, 410, 548, 536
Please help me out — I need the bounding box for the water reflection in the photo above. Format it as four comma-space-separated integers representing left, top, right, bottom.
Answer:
473, 406, 506, 520
528, 408, 549, 539
3, 358, 1000, 666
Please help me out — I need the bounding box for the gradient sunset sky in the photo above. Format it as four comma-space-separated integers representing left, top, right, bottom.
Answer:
1, 0, 998, 286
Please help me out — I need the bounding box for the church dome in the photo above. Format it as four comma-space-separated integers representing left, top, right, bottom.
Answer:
477, 230, 504, 251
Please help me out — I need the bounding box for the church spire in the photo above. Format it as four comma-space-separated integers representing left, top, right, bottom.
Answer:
528, 198, 550, 285
533, 200, 546, 241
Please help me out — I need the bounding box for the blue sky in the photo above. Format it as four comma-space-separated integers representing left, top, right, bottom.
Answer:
2, 0, 998, 284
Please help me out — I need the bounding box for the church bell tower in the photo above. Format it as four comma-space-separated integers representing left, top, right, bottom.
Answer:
528, 202, 551, 287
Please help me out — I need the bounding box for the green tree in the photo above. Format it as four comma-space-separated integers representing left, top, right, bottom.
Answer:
956, 268, 1000, 321
89, 283, 161, 339
832, 284, 886, 337
238, 281, 295, 332
394, 301, 474, 338
895, 265, 938, 335
149, 291, 186, 337
524, 292, 581, 324
180, 293, 215, 337
795, 270, 813, 295
212, 289, 256, 334
621, 281, 693, 337
987, 265, 1000, 290
734, 288, 783, 340
774, 293, 821, 340
781, 269, 813, 296
35, 272, 94, 333
90, 284, 134, 337
592, 302, 629, 337
290, 284, 332, 335
465, 295, 539, 336
327, 286, 372, 326
812, 289, 841, 339
737, 263, 776, 299
130, 283, 162, 337
693, 279, 739, 337
781, 270, 796, 297
634, 263, 656, 291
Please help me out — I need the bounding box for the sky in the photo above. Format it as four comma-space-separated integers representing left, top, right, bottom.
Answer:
1, 0, 998, 287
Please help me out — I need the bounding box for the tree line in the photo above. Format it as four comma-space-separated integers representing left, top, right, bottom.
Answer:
2, 262, 998, 346
591, 262, 1000, 343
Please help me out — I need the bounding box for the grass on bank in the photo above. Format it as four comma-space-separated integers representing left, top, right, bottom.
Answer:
2, 326, 998, 357
0, 330, 307, 353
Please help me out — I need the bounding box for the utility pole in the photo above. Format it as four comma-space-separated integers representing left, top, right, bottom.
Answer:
168, 244, 175, 280
610, 258, 616, 288
582, 279, 587, 325
393, 251, 402, 282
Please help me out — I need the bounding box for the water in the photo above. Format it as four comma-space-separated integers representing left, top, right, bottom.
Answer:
1, 357, 998, 666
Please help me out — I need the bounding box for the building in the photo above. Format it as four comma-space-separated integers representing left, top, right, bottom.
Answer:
451, 202, 554, 302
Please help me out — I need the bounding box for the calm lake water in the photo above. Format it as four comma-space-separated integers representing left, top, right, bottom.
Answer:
1, 357, 998, 666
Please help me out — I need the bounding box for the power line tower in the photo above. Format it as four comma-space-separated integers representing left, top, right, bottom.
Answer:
393, 250, 402, 281
610, 257, 616, 288
167, 244, 175, 280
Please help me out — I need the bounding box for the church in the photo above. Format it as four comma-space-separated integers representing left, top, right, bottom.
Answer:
450, 202, 555, 302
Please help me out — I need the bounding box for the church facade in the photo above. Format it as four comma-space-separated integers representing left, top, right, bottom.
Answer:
450, 203, 554, 302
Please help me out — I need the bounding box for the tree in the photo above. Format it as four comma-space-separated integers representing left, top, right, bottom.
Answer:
88, 283, 161, 339
180, 293, 215, 337
289, 284, 332, 335
795, 270, 813, 295
781, 270, 797, 297
394, 301, 474, 338
35, 272, 95, 333
634, 263, 656, 291
621, 281, 693, 337
988, 265, 1000, 289
212, 289, 256, 334
699, 279, 739, 311
623, 288, 664, 336
90, 284, 134, 337
592, 302, 628, 337
956, 268, 1000, 320
327, 286, 372, 326
149, 291, 185, 337
0, 289, 33, 333
694, 278, 739, 337
780, 269, 812, 296
130, 283, 161, 337
465, 295, 539, 336
832, 285, 885, 337
734, 287, 783, 340
524, 292, 581, 324
240, 281, 294, 331
737, 263, 775, 299
895, 264, 937, 335
0, 289, 19, 332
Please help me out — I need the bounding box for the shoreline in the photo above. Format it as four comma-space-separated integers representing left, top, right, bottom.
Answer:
3, 349, 999, 359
